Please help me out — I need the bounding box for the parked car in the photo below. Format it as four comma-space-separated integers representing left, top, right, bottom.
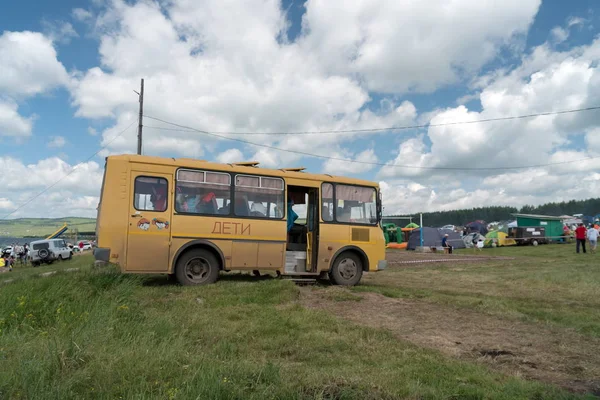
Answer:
77, 241, 93, 251
29, 239, 73, 266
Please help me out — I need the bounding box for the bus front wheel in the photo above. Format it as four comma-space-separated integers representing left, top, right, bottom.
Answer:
175, 249, 220, 286
329, 252, 363, 286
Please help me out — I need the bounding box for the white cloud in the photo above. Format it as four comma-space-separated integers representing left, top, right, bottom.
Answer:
0, 30, 68, 144
88, 127, 98, 136
0, 157, 103, 218
376, 33, 600, 215
379, 37, 600, 182
380, 172, 600, 216
42, 20, 79, 44
72, 8, 93, 22
567, 16, 586, 28
0, 198, 15, 211
323, 148, 378, 175
585, 127, 600, 152
0, 31, 69, 97
216, 148, 244, 164
7, 0, 590, 219
48, 136, 66, 148
550, 27, 569, 44
0, 100, 34, 137
251, 148, 282, 169
301, 0, 541, 93
67, 0, 461, 162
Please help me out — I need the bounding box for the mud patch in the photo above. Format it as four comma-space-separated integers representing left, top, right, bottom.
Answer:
300, 287, 600, 394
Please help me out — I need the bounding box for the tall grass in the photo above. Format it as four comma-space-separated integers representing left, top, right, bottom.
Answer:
0, 256, 585, 399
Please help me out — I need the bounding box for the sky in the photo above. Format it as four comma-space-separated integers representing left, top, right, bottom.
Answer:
1, 0, 600, 219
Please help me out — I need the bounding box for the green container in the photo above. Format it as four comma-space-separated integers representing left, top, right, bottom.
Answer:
514, 214, 563, 240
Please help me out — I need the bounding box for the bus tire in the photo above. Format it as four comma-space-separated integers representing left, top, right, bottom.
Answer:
175, 248, 220, 286
329, 252, 363, 286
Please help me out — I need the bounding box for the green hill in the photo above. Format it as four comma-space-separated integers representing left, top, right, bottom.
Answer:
0, 217, 96, 237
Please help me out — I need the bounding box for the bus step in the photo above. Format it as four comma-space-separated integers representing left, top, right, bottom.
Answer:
285, 277, 317, 285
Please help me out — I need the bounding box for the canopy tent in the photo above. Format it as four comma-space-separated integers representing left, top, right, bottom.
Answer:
407, 227, 466, 250
485, 231, 516, 247
463, 232, 486, 248
466, 221, 488, 236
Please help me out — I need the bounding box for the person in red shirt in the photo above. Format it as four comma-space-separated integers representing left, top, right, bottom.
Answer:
151, 186, 167, 211
575, 223, 587, 254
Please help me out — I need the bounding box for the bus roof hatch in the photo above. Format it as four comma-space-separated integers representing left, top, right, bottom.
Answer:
232, 161, 260, 167
281, 167, 306, 172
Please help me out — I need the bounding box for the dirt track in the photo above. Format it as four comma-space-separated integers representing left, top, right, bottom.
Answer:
301, 285, 600, 395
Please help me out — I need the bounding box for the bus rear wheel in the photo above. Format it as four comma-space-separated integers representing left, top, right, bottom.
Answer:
175, 249, 220, 286
329, 252, 363, 286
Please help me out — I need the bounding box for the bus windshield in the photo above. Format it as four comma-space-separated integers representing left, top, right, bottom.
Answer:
335, 185, 378, 224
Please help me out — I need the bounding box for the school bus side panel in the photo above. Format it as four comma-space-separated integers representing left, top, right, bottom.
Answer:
169, 216, 285, 272
316, 224, 349, 272
369, 226, 387, 271
95, 158, 130, 269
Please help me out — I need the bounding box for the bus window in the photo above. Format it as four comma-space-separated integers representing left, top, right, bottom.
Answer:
134, 176, 168, 212
175, 169, 231, 215
335, 185, 377, 224
321, 183, 334, 222
235, 175, 284, 218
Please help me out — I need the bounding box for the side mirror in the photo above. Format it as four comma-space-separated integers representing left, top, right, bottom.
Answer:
376, 191, 383, 221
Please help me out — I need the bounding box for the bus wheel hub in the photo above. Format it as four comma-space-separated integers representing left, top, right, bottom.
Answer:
339, 258, 357, 279
187, 259, 208, 278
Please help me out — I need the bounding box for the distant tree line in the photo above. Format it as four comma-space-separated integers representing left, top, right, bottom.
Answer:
386, 198, 600, 227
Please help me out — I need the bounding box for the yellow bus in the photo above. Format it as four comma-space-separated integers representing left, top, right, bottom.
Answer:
93, 155, 387, 285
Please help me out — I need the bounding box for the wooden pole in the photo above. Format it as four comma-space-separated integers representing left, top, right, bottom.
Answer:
137, 78, 144, 155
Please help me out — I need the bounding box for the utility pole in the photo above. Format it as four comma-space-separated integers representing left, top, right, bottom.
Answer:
135, 78, 144, 155
420, 213, 423, 247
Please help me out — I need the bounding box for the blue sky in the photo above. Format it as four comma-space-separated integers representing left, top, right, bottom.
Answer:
1, 0, 600, 218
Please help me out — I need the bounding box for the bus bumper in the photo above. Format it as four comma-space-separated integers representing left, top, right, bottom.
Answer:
93, 247, 110, 263
376, 260, 387, 271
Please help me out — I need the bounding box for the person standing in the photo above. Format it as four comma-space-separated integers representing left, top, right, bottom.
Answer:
587, 225, 598, 253
575, 223, 587, 254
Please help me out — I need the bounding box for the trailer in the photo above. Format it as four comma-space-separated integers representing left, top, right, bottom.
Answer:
508, 226, 548, 246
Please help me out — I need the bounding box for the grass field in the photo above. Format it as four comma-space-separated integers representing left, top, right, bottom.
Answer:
0, 217, 96, 237
363, 245, 600, 337
0, 248, 597, 399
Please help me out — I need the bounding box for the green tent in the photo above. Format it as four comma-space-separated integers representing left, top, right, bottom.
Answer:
405, 223, 419, 229
484, 231, 516, 247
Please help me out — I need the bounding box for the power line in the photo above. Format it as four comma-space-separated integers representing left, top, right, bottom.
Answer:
1, 122, 136, 219
140, 115, 600, 171
144, 105, 600, 135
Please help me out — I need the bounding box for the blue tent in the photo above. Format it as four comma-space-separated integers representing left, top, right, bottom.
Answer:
466, 221, 488, 236
407, 227, 465, 250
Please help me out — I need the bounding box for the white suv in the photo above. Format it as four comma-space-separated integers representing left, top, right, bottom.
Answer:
30, 239, 73, 266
